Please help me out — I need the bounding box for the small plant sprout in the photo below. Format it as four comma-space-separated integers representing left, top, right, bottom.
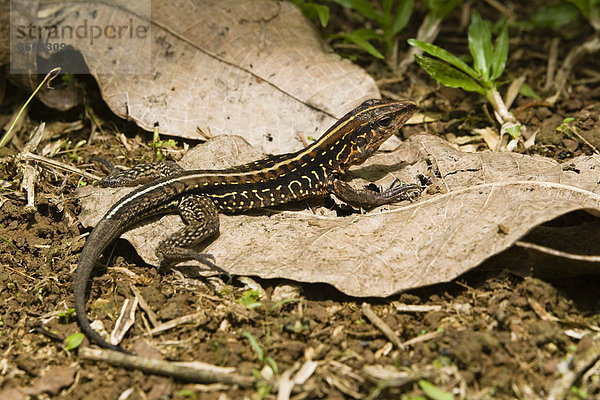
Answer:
150, 124, 176, 161
409, 10, 527, 151
239, 289, 263, 309
242, 331, 279, 374
0, 67, 61, 149
57, 307, 76, 323
64, 332, 85, 351
329, 0, 415, 67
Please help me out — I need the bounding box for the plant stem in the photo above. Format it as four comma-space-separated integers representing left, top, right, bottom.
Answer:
0, 67, 62, 149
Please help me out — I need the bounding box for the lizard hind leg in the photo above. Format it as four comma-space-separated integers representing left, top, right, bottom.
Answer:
156, 194, 230, 279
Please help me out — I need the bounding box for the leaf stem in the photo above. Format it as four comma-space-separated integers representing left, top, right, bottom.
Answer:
0, 67, 62, 149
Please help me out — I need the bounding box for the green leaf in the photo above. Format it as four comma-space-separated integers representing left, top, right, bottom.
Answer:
391, 0, 415, 35
64, 332, 85, 351
383, 0, 394, 15
529, 2, 581, 29
424, 0, 464, 19
330, 0, 383, 22
339, 30, 385, 59
418, 379, 454, 400
311, 4, 330, 27
468, 10, 492, 81
490, 18, 508, 80
408, 39, 479, 80
242, 331, 264, 363
414, 54, 486, 95
519, 83, 541, 100
505, 123, 521, 139
239, 289, 262, 309
566, 0, 591, 18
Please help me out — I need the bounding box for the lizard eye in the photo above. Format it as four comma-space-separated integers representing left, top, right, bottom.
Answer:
378, 116, 394, 127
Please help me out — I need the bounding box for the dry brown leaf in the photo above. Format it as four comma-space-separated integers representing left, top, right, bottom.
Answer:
78, 135, 600, 297
20, 0, 378, 153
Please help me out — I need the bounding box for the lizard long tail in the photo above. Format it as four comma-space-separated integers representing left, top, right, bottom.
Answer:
74, 218, 129, 352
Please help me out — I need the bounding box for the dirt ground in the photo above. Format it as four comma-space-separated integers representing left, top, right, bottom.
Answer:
1, 1, 600, 399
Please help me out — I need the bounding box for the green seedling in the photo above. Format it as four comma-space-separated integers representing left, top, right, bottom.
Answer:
0, 67, 61, 149
177, 390, 198, 399
239, 289, 263, 309
292, 0, 330, 27
330, 0, 414, 60
53, 139, 87, 162
242, 331, 279, 374
418, 379, 454, 400
409, 10, 525, 148
570, 385, 589, 399
57, 307, 76, 323
64, 332, 85, 351
150, 125, 176, 161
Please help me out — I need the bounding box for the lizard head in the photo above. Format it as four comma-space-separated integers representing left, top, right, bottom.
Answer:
332, 99, 417, 170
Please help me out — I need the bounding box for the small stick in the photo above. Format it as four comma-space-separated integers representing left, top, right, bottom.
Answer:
21, 152, 102, 181
544, 38, 560, 90
516, 241, 600, 262
362, 303, 404, 350
78, 347, 254, 387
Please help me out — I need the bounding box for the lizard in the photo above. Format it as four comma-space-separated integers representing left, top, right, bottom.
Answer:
74, 99, 420, 351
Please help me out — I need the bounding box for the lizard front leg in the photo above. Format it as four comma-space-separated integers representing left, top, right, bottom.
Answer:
156, 194, 230, 278
100, 161, 183, 187
330, 178, 422, 209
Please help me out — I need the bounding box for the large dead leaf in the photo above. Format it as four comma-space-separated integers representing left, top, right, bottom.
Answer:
13, 0, 379, 153
78, 134, 600, 297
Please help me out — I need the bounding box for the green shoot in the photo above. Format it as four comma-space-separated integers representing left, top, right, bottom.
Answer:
64, 332, 85, 351
177, 390, 198, 399
556, 117, 577, 133
0, 67, 62, 149
57, 308, 76, 323
239, 289, 263, 309
329, 0, 414, 62
150, 125, 176, 161
409, 10, 526, 149
293, 0, 330, 27
570, 385, 589, 399
242, 331, 278, 374
418, 379, 454, 400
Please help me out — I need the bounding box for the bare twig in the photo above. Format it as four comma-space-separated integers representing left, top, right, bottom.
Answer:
516, 241, 600, 262
78, 347, 254, 386
544, 37, 560, 90
362, 303, 404, 350
548, 33, 600, 104
21, 152, 102, 181
149, 311, 207, 336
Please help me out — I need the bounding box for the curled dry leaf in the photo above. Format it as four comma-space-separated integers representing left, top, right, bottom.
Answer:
18, 0, 379, 153
78, 134, 600, 297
